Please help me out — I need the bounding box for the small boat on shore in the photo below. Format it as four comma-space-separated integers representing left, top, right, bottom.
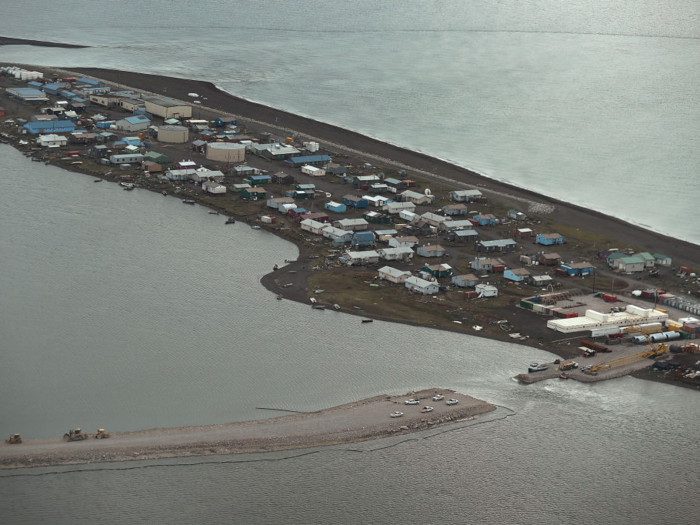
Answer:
251, 225, 261, 230
559, 374, 569, 380
361, 319, 373, 324
208, 211, 219, 215
276, 295, 283, 300
122, 183, 135, 191
182, 199, 195, 205
162, 190, 167, 196
312, 304, 326, 310
94, 179, 102, 183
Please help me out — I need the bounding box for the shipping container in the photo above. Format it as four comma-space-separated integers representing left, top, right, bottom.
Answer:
580, 339, 611, 353
602, 294, 618, 303
464, 291, 478, 299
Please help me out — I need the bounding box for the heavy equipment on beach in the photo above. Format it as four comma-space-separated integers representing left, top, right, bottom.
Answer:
94, 429, 110, 439
583, 343, 668, 375
63, 428, 89, 441
5, 433, 22, 444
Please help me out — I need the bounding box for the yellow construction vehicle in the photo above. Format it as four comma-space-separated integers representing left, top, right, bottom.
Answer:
94, 429, 110, 439
5, 433, 22, 444
585, 343, 668, 374
63, 428, 89, 441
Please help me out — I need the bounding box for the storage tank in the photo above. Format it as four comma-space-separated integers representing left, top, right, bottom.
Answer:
305, 141, 320, 153
206, 142, 246, 163
632, 335, 648, 344
157, 125, 189, 144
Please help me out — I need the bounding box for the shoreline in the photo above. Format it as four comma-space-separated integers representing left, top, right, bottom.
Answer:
0, 390, 496, 470
0, 36, 88, 49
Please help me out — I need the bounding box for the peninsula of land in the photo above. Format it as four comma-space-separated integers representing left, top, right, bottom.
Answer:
0, 390, 495, 470
0, 36, 88, 48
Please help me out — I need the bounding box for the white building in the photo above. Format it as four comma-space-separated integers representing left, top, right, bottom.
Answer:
400, 190, 434, 205
165, 168, 197, 181
300, 219, 329, 235
450, 189, 483, 202
323, 226, 353, 243
334, 218, 369, 231
344, 250, 381, 265
388, 236, 419, 248
114, 116, 150, 132
405, 276, 439, 295
378, 266, 412, 284
475, 283, 499, 298
301, 165, 325, 177
379, 247, 414, 261
384, 201, 416, 214
143, 96, 192, 119
36, 134, 67, 147
364, 195, 390, 207
191, 168, 225, 183
202, 181, 226, 194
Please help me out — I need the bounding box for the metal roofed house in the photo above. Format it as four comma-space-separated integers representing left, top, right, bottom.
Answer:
635, 252, 656, 268
450, 189, 483, 202
559, 262, 596, 276
379, 246, 414, 261
36, 134, 67, 147
383, 201, 416, 214
537, 252, 562, 266
342, 250, 381, 265
351, 231, 376, 248
374, 229, 398, 242
507, 209, 526, 221
267, 196, 296, 210
504, 268, 531, 282
284, 154, 332, 168
400, 190, 434, 205
192, 169, 225, 182
614, 256, 645, 273
110, 153, 144, 165
475, 283, 499, 298
378, 266, 412, 284
165, 168, 196, 181
452, 274, 479, 288
439, 219, 474, 232
334, 218, 369, 231
449, 229, 480, 242
416, 244, 446, 258
529, 274, 553, 287
322, 226, 353, 244
442, 204, 469, 216
606, 252, 627, 268
472, 214, 498, 226
383, 178, 407, 193
388, 236, 419, 248
115, 115, 150, 132
362, 211, 394, 224
241, 187, 267, 200
470, 257, 506, 273
421, 263, 452, 278
536, 232, 565, 246
342, 195, 369, 209
245, 174, 272, 186
363, 195, 391, 207
653, 253, 672, 266
300, 219, 330, 235
476, 239, 517, 253
421, 212, 451, 228
405, 276, 440, 295
301, 165, 326, 177
202, 181, 226, 194
324, 201, 347, 213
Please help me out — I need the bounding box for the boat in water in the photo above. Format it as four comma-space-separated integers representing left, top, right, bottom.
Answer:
361, 319, 373, 323
93, 179, 102, 183
225, 217, 236, 224
182, 199, 195, 205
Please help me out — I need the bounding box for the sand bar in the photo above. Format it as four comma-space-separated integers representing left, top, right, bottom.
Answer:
0, 390, 495, 470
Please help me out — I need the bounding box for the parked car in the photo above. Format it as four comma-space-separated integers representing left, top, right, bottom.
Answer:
432, 394, 444, 401
446, 399, 459, 406
404, 399, 419, 405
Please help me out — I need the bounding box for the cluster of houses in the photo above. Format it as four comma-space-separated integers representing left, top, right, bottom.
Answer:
602, 250, 672, 274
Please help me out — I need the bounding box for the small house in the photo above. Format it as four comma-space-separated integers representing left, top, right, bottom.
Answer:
405, 276, 440, 295
300, 219, 329, 236
507, 209, 526, 221
378, 266, 412, 284
374, 229, 398, 243
36, 134, 67, 148
476, 239, 517, 253
615, 256, 645, 273
452, 274, 479, 288
450, 189, 483, 202
287, 208, 307, 219
278, 203, 298, 215
384, 178, 407, 193
472, 214, 497, 226
363, 211, 394, 224
470, 257, 506, 273
440, 220, 474, 232
400, 190, 434, 205
421, 264, 453, 278
538, 252, 562, 266
560, 262, 596, 276
267, 197, 296, 210
301, 165, 325, 177
475, 283, 499, 298
246, 174, 272, 186
536, 233, 564, 246
214, 116, 237, 127
421, 212, 451, 228
388, 236, 419, 248
514, 228, 533, 238
364, 195, 391, 208
442, 204, 469, 216
165, 168, 196, 181
635, 252, 656, 268
334, 218, 369, 232
241, 187, 267, 200
351, 231, 376, 248
504, 268, 531, 282
343, 250, 381, 265
416, 245, 446, 258
529, 275, 553, 287
325, 201, 347, 213
379, 247, 414, 261
342, 195, 369, 209
449, 229, 479, 242
110, 153, 143, 165
202, 181, 226, 195
653, 253, 672, 267
272, 171, 294, 184
322, 226, 353, 244
384, 201, 416, 214
234, 165, 262, 177
298, 212, 329, 223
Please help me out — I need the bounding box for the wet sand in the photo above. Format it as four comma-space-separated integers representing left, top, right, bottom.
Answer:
0, 390, 494, 470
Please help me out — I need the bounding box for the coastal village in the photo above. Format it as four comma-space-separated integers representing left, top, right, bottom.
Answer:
2, 65, 700, 391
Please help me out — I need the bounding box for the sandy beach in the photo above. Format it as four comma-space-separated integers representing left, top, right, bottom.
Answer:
0, 390, 495, 470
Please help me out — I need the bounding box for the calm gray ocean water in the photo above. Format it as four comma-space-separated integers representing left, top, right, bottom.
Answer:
1, 146, 700, 524
2, 0, 699, 244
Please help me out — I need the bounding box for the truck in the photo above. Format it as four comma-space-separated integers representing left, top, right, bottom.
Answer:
560, 361, 578, 371
580, 339, 612, 353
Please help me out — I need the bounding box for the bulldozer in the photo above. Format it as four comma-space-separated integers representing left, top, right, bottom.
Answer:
5, 433, 22, 444
63, 428, 89, 441
94, 429, 110, 439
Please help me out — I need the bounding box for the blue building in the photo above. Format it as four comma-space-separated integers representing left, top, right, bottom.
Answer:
41, 82, 69, 95
7, 87, 49, 104
284, 154, 332, 168
504, 268, 531, 282
325, 201, 347, 213
472, 214, 497, 226
342, 195, 369, 209
76, 78, 104, 88
247, 175, 272, 186
23, 120, 76, 134
559, 262, 595, 276
536, 233, 564, 246
214, 116, 237, 127
351, 231, 376, 248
